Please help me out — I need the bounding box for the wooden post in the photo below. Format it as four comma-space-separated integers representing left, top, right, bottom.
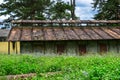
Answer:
8, 41, 10, 55
16, 42, 18, 54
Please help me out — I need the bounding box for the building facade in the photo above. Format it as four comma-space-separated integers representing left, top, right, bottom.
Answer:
8, 20, 120, 55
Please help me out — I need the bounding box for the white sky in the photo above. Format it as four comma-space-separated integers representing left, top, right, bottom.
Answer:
0, 0, 97, 21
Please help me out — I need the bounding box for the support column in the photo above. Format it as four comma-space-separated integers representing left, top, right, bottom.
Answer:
16, 42, 18, 54
8, 41, 10, 55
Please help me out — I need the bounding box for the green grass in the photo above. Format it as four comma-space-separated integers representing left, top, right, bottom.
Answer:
0, 54, 120, 80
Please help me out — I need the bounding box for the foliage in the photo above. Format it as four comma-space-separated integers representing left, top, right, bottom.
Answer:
92, 0, 120, 20
49, 0, 71, 20
0, 0, 72, 20
0, 54, 120, 79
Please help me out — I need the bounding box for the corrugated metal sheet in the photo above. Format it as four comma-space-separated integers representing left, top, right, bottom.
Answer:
8, 27, 120, 41
0, 29, 9, 37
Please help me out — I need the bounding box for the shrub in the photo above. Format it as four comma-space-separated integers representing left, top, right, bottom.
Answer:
0, 54, 120, 80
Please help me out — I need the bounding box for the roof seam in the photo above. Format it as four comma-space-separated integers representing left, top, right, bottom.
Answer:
109, 27, 120, 35
92, 28, 103, 39
100, 28, 115, 39
83, 28, 93, 40
71, 28, 81, 40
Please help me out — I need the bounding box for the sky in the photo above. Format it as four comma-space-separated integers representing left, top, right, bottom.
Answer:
0, 0, 97, 21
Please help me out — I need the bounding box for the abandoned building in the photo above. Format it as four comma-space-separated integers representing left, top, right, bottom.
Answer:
7, 20, 120, 55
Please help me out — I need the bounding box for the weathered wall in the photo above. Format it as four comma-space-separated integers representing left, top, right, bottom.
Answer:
45, 42, 55, 54
21, 42, 32, 53
20, 40, 120, 55
66, 42, 77, 55
87, 41, 97, 54
118, 40, 120, 53
108, 41, 118, 53
0, 42, 20, 54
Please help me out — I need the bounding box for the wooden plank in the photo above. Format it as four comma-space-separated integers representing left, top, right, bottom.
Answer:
92, 28, 113, 39
43, 28, 56, 40
53, 28, 68, 40
63, 27, 79, 40
73, 28, 91, 40
21, 28, 32, 41
33, 28, 44, 40
101, 28, 120, 39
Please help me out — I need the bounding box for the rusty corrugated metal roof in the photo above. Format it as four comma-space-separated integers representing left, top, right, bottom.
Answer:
0, 29, 9, 37
8, 27, 120, 41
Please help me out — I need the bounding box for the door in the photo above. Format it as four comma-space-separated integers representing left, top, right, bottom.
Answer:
99, 43, 107, 54
79, 44, 86, 55
57, 44, 65, 55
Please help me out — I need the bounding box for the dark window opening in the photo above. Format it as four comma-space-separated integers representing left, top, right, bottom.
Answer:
79, 44, 86, 55
99, 43, 107, 54
57, 44, 65, 55
0, 37, 6, 42
12, 42, 15, 51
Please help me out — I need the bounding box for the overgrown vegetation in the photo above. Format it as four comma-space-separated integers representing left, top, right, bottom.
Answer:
0, 54, 120, 79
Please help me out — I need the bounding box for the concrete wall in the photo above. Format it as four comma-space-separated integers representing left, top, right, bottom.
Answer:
0, 42, 20, 54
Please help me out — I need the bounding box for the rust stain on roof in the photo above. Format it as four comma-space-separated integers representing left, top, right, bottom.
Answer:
8, 27, 120, 41
53, 28, 68, 40
33, 28, 44, 40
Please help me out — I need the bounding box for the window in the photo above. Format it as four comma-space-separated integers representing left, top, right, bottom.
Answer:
0, 37, 6, 42
57, 44, 65, 55
99, 43, 107, 53
79, 44, 86, 55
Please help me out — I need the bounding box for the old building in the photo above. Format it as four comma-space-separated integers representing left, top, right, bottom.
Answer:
8, 20, 120, 55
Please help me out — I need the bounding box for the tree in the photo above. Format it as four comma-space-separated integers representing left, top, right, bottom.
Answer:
0, 0, 52, 20
92, 0, 120, 20
70, 0, 76, 20
0, 0, 74, 20
49, 0, 72, 20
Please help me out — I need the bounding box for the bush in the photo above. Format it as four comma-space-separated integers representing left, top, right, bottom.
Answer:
0, 54, 120, 80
